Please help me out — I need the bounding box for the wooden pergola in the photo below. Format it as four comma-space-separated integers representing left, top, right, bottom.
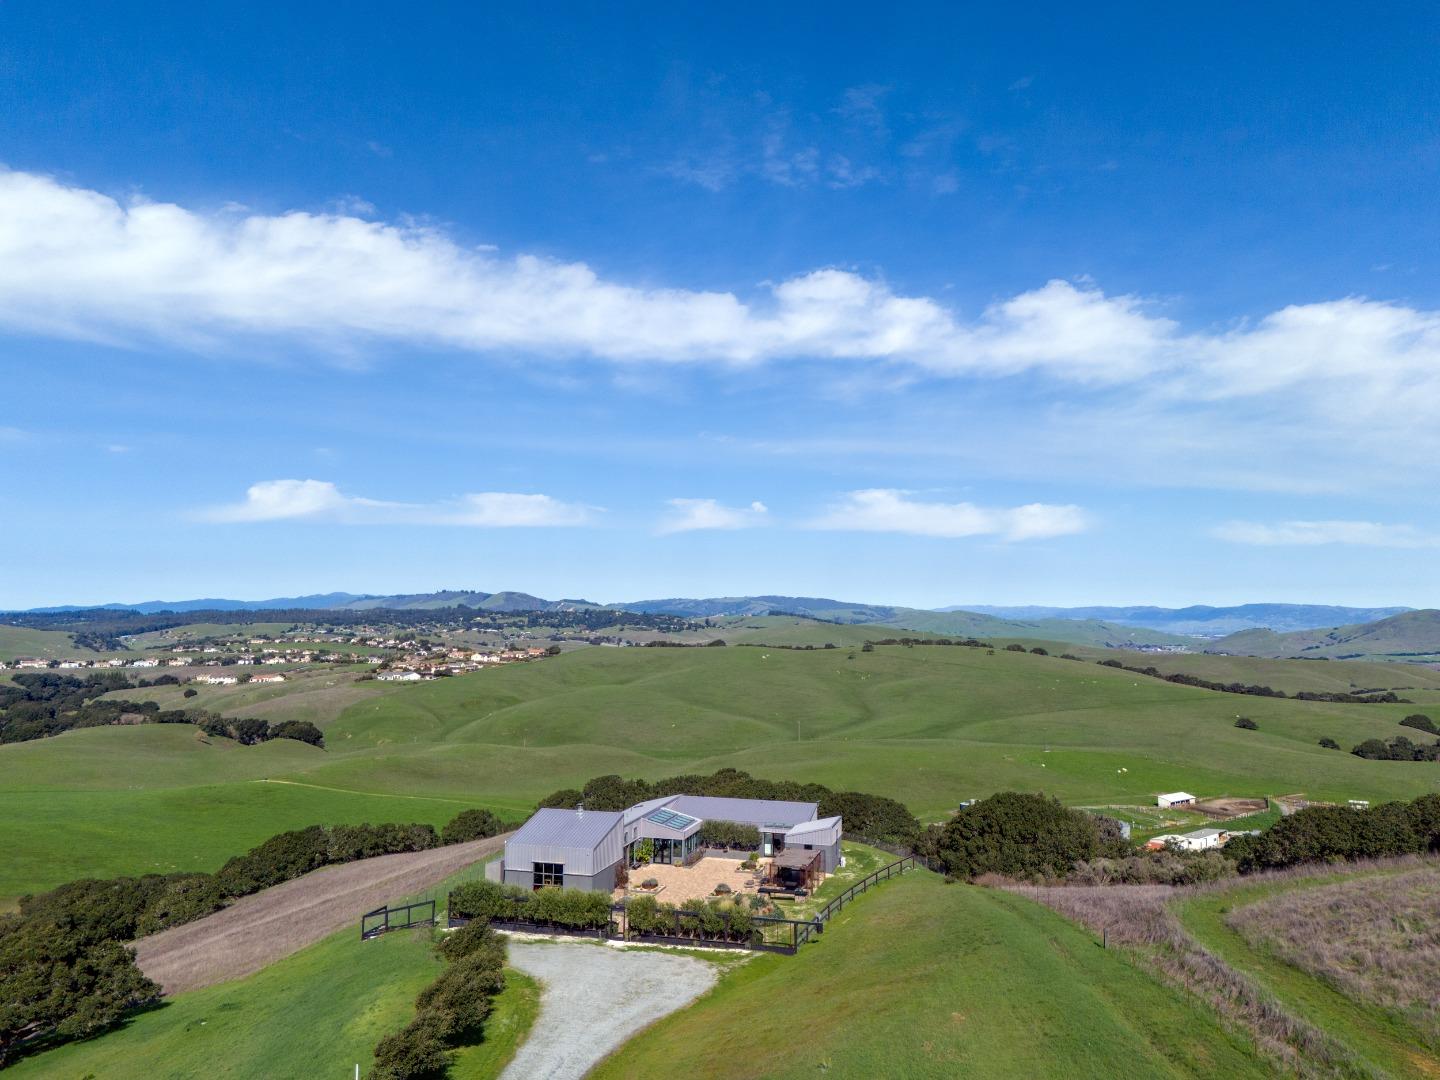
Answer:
767, 848, 822, 893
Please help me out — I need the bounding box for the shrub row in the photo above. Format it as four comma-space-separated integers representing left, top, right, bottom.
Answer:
369, 920, 508, 1080
1223, 793, 1440, 871
538, 767, 920, 845
623, 894, 756, 942
449, 880, 612, 930
1094, 659, 1409, 704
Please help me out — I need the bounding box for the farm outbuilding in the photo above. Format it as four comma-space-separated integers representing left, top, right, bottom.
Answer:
1157, 791, 1196, 809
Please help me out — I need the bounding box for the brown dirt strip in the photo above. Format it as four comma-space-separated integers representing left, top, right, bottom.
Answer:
132, 832, 510, 995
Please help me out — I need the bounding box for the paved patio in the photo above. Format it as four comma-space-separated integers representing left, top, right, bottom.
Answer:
618, 855, 773, 904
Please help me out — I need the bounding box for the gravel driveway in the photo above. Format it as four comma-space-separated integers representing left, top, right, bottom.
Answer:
501, 940, 720, 1079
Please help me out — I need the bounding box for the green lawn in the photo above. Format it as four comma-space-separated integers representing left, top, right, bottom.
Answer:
1175, 870, 1440, 1079
7, 923, 444, 1080
595, 870, 1268, 1080
0, 624, 83, 660
7, 643, 1440, 902
450, 969, 540, 1079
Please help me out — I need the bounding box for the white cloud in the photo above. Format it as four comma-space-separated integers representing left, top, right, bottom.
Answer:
810, 489, 1089, 541
4, 169, 1440, 423
1211, 519, 1440, 548
657, 498, 768, 534
202, 479, 594, 527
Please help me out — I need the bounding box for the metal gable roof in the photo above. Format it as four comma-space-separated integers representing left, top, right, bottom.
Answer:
507, 807, 623, 851
667, 794, 818, 829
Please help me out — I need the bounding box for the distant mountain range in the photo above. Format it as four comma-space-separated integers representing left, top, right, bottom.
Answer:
949, 603, 1412, 637
13, 592, 1426, 653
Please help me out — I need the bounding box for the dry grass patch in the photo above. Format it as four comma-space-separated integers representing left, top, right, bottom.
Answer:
1229, 867, 1440, 1046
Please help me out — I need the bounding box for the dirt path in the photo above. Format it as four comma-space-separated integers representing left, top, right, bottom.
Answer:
133, 833, 510, 994
501, 941, 720, 1080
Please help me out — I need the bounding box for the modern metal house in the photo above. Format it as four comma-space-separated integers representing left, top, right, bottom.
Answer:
496, 807, 625, 891
492, 794, 844, 892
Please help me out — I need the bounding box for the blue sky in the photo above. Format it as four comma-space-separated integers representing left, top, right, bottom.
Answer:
3, 3, 1439, 610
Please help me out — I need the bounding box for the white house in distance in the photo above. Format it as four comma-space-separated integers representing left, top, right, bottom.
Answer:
1157, 791, 1197, 809
1147, 826, 1229, 852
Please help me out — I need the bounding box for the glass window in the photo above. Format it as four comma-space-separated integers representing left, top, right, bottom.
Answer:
532, 862, 563, 889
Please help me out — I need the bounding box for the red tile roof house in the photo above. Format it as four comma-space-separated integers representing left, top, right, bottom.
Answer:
489, 795, 843, 892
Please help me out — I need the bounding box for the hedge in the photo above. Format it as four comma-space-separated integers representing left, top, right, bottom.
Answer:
449, 880, 612, 930
623, 894, 755, 942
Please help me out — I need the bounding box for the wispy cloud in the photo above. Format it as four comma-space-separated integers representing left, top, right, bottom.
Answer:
1212, 519, 1440, 548
810, 489, 1089, 541
6, 169, 1440, 436
657, 497, 768, 534
201, 479, 595, 527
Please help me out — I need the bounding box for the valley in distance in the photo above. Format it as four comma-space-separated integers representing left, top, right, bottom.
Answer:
3, 589, 1438, 1079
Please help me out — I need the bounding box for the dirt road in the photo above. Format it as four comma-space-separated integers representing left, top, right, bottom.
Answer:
133, 833, 509, 994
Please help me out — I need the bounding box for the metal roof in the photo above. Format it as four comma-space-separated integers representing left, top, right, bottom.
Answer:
507, 807, 624, 851
668, 795, 817, 829
783, 815, 841, 838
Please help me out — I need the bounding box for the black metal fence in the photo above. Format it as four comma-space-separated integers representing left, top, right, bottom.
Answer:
810, 855, 918, 931
361, 899, 436, 940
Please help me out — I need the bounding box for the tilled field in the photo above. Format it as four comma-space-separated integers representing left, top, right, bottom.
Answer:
133, 832, 510, 994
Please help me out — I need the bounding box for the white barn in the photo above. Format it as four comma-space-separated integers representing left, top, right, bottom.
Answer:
1157, 791, 1196, 809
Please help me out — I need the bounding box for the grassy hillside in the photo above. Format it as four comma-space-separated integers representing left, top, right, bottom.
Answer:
1208, 609, 1440, 661
595, 871, 1267, 1080
0, 624, 81, 660
7, 644, 1440, 902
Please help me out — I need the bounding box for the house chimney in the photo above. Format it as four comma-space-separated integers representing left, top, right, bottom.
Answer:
577, 801, 584, 818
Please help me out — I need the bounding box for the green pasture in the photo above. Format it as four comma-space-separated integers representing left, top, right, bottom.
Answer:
0, 624, 82, 660
595, 870, 1267, 1079
6, 644, 1440, 902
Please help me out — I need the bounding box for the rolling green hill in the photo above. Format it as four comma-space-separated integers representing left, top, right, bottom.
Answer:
595, 870, 1268, 1080
1208, 609, 1440, 660
0, 624, 82, 660
6, 644, 1440, 905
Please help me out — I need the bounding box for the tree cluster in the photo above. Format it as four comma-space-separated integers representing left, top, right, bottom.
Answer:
0, 673, 324, 747
1400, 713, 1439, 735
537, 768, 920, 845
1223, 793, 1440, 871
1349, 735, 1440, 762
194, 712, 324, 747
911, 791, 1113, 881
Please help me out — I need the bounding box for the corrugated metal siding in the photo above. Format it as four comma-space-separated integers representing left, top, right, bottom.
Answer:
505, 808, 623, 877
783, 815, 842, 847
